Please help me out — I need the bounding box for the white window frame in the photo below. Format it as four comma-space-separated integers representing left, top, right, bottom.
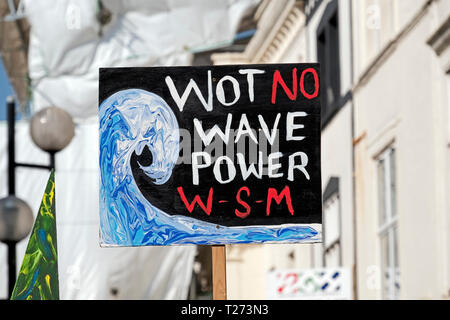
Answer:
376, 146, 400, 300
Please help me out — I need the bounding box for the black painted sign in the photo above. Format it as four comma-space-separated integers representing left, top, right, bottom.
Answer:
99, 64, 322, 245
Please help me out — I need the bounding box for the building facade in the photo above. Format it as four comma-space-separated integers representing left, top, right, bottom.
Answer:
353, 0, 450, 299
212, 0, 450, 300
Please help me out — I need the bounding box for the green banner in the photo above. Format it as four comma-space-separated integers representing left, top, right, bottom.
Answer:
11, 170, 59, 300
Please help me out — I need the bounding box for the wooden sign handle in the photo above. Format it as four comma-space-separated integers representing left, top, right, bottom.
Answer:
212, 245, 227, 300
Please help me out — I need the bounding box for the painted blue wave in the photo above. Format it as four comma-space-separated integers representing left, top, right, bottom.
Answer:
99, 89, 321, 245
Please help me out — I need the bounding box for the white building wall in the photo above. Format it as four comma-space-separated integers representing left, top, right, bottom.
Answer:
320, 105, 354, 264
353, 0, 450, 299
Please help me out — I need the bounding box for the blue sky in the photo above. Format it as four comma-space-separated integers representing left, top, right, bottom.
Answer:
0, 58, 14, 121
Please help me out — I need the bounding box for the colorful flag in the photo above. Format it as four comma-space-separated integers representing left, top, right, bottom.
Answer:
11, 170, 59, 300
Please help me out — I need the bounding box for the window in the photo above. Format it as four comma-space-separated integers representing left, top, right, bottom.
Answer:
377, 147, 400, 299
323, 177, 341, 267
316, 0, 341, 126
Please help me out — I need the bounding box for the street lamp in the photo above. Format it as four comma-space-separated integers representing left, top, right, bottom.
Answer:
30, 106, 75, 153
30, 106, 75, 167
0, 196, 34, 243
0, 97, 75, 299
0, 196, 34, 297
